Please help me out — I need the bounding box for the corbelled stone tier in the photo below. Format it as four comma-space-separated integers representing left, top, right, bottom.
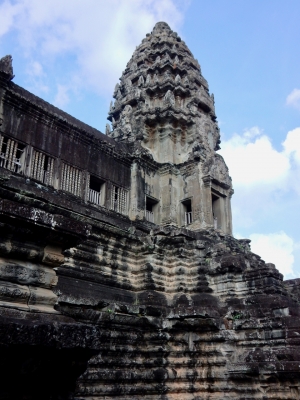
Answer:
107, 22, 220, 165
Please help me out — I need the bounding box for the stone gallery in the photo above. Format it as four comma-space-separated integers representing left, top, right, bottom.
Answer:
0, 21, 299, 399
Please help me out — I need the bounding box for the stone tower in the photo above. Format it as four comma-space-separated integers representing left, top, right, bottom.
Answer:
1, 21, 300, 400
107, 22, 233, 233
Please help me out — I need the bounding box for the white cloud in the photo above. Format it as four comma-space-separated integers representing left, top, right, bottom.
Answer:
25, 60, 49, 94
249, 231, 295, 278
219, 127, 290, 187
0, 0, 22, 36
54, 84, 70, 109
243, 126, 262, 139
283, 127, 300, 163
286, 88, 300, 111
0, 0, 187, 98
29, 61, 44, 78
220, 126, 300, 278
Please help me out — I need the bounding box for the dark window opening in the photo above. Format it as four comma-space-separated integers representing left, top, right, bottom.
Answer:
88, 176, 105, 206
145, 197, 158, 223
111, 185, 128, 215
60, 163, 82, 197
0, 136, 26, 173
182, 199, 192, 225
211, 193, 221, 229
30, 150, 54, 185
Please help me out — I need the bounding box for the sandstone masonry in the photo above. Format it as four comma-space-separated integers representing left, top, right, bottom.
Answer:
0, 22, 299, 399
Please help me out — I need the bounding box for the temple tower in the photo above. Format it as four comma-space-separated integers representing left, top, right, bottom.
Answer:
107, 22, 233, 234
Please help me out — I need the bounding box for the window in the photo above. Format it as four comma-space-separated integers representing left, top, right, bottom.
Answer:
0, 135, 25, 173
87, 175, 105, 206
182, 199, 192, 225
111, 185, 128, 215
60, 163, 82, 196
30, 149, 54, 186
211, 193, 221, 229
145, 197, 158, 223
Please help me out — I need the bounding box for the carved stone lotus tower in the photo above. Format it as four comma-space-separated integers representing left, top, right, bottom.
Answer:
107, 22, 233, 233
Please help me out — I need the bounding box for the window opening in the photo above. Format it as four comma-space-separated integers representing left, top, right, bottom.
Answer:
211, 193, 220, 229
111, 185, 128, 215
0, 135, 25, 173
30, 149, 54, 185
60, 163, 82, 196
145, 197, 158, 223
88, 175, 105, 206
182, 199, 192, 225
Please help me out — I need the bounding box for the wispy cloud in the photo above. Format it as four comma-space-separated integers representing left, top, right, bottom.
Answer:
283, 127, 300, 163
219, 127, 291, 187
0, 0, 22, 36
250, 231, 295, 278
25, 60, 49, 94
220, 126, 300, 277
0, 0, 188, 107
286, 88, 300, 111
54, 84, 70, 109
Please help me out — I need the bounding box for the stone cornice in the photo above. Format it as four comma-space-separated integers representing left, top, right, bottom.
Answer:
202, 174, 212, 187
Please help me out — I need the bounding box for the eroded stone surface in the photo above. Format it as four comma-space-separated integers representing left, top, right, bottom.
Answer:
0, 22, 299, 399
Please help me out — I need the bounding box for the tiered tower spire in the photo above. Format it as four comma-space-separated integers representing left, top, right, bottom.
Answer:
107, 22, 220, 164
108, 22, 232, 233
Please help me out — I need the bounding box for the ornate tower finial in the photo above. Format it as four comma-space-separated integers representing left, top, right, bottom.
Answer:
152, 21, 171, 34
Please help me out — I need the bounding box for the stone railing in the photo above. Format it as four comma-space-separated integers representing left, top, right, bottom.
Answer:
88, 188, 101, 205
0, 153, 21, 173
145, 210, 154, 223
185, 211, 192, 225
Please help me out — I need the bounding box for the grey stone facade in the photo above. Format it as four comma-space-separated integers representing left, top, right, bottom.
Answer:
0, 22, 299, 399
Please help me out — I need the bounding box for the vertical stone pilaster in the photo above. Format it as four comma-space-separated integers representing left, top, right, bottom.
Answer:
129, 161, 145, 221
23, 145, 33, 177
159, 165, 177, 226
226, 189, 234, 235
202, 175, 213, 228
186, 164, 202, 230
170, 170, 179, 225
52, 157, 61, 190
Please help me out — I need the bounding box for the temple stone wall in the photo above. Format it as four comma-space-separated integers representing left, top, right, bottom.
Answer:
0, 24, 299, 399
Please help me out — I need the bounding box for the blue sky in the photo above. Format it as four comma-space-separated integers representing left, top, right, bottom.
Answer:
0, 0, 300, 278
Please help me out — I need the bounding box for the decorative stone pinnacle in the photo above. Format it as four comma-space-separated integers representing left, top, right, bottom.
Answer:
106, 22, 227, 195
0, 55, 14, 81
152, 21, 172, 34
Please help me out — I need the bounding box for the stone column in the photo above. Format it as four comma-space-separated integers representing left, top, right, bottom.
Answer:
159, 165, 177, 226
23, 145, 33, 177
202, 174, 213, 228
52, 157, 61, 190
129, 161, 145, 221
225, 189, 234, 235
187, 165, 202, 230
